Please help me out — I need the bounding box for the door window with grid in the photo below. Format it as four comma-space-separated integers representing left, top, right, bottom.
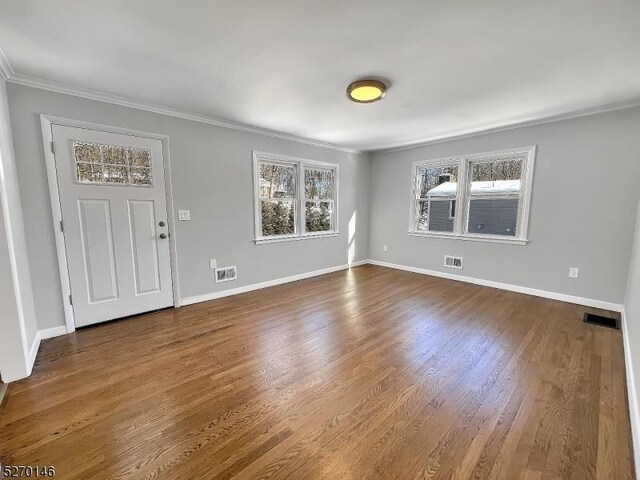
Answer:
73, 142, 153, 186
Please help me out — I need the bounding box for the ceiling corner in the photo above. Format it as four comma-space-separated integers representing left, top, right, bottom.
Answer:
0, 46, 14, 81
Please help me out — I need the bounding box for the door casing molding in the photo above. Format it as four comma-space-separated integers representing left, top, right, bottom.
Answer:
40, 115, 181, 333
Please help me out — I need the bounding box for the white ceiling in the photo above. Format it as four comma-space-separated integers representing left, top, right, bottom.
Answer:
1, 0, 639, 151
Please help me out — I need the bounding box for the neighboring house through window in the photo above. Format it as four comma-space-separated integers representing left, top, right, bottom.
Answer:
253, 151, 338, 243
409, 146, 536, 244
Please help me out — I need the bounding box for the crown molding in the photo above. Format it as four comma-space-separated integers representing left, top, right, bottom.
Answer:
3, 70, 362, 154
2, 45, 640, 155
0, 47, 14, 80
369, 97, 640, 155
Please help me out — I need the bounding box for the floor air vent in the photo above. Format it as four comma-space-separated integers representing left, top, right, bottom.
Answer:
444, 255, 463, 269
215, 266, 237, 283
583, 312, 620, 330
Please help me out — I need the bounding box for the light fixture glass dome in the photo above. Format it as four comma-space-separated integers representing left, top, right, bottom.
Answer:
347, 80, 387, 103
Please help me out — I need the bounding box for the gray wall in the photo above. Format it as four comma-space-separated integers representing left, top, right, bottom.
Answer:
624, 197, 640, 475
6, 81, 640, 335
369, 106, 640, 304
1, 80, 38, 349
0, 185, 26, 382
0, 78, 37, 381
7, 83, 370, 331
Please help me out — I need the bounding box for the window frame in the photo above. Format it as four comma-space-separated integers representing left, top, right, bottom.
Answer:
408, 146, 536, 245
253, 151, 339, 244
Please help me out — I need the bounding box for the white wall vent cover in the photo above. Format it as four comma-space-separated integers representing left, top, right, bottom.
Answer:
444, 255, 463, 269
215, 266, 237, 283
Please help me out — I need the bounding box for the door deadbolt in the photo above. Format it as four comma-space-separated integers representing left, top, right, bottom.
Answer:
159, 233, 167, 239
159, 221, 166, 227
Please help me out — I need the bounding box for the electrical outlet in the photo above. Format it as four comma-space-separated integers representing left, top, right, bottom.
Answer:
383, 245, 388, 252
569, 267, 579, 278
209, 259, 217, 269
178, 210, 191, 221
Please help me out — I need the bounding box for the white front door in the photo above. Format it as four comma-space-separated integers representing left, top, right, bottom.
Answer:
51, 125, 173, 327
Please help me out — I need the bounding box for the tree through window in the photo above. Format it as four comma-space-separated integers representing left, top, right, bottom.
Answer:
254, 152, 338, 242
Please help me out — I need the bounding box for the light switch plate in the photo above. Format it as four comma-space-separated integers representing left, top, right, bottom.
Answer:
569, 267, 579, 278
178, 210, 191, 221
209, 259, 217, 269
383, 245, 388, 252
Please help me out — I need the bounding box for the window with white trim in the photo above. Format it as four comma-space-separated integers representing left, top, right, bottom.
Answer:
410, 146, 535, 244
253, 151, 338, 243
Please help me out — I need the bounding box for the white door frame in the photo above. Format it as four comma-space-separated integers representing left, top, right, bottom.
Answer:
40, 115, 181, 333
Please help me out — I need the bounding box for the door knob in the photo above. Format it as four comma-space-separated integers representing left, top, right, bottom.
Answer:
159, 233, 167, 239
159, 221, 166, 227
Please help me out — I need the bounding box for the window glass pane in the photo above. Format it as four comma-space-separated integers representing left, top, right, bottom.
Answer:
261, 200, 295, 236
468, 198, 518, 236
74, 143, 101, 164
467, 158, 522, 236
304, 168, 334, 200
101, 145, 127, 165
416, 200, 429, 231
129, 167, 152, 186
305, 201, 332, 232
73, 141, 153, 186
418, 165, 459, 199
103, 164, 128, 183
416, 164, 458, 233
76, 163, 102, 183
471, 158, 522, 182
259, 163, 296, 198
129, 148, 151, 167
426, 199, 456, 232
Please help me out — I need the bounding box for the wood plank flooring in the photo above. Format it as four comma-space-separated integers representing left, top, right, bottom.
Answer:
0, 265, 634, 479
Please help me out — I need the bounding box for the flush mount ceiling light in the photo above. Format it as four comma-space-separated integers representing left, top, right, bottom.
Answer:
346, 79, 387, 103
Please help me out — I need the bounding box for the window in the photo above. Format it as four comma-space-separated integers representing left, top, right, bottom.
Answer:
253, 151, 338, 243
414, 163, 459, 233
409, 146, 535, 244
73, 142, 152, 186
304, 167, 335, 233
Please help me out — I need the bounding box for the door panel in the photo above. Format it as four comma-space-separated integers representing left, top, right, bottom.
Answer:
128, 200, 161, 295
52, 124, 173, 328
78, 199, 119, 303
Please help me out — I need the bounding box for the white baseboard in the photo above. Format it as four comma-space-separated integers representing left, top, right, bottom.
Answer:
367, 259, 624, 312
621, 308, 640, 475
39, 326, 68, 340
27, 333, 41, 376
182, 258, 623, 311
25, 326, 68, 377
350, 260, 369, 267
180, 260, 369, 306
0, 382, 7, 407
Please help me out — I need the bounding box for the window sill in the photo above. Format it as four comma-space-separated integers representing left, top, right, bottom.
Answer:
408, 231, 528, 245
255, 232, 340, 245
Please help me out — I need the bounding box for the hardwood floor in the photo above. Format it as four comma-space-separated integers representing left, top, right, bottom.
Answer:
0, 265, 634, 479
